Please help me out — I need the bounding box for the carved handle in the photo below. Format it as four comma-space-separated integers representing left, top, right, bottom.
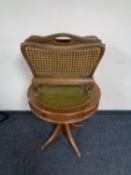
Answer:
24, 33, 100, 45
50, 33, 86, 44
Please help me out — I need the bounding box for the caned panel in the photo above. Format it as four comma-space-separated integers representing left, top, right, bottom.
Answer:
25, 47, 101, 77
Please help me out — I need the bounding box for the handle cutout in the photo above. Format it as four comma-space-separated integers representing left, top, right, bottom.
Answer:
55, 36, 71, 43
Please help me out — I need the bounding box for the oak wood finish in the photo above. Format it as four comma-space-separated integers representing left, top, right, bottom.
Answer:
21, 33, 105, 156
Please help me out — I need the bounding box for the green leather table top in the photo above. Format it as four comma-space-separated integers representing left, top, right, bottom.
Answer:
37, 85, 90, 109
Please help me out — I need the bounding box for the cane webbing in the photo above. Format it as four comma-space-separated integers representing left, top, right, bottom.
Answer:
24, 46, 101, 78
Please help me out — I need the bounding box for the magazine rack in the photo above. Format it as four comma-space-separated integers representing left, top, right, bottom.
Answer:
21, 33, 105, 156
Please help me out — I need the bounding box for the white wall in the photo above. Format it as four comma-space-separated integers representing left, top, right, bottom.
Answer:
0, 0, 131, 110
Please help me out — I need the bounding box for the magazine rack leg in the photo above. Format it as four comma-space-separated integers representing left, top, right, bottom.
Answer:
64, 124, 81, 157
41, 123, 81, 157
41, 124, 62, 149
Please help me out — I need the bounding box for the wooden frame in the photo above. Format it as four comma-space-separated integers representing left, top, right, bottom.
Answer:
21, 33, 105, 156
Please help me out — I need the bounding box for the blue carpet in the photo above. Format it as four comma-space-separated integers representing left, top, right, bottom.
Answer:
0, 111, 131, 175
